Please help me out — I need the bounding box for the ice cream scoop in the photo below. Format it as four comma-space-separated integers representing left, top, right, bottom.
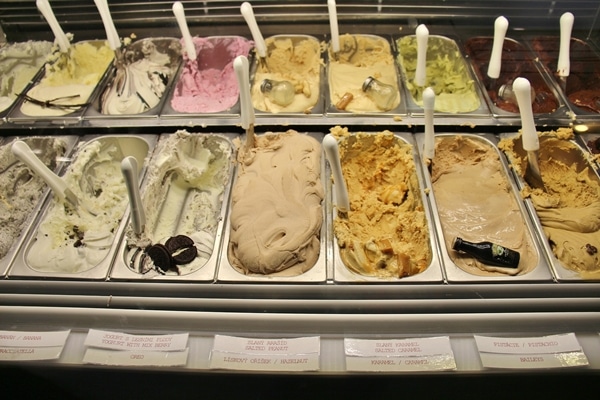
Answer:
323, 134, 349, 215
513, 77, 545, 191
234, 55, 255, 150
241, 2, 267, 69
327, 0, 340, 58
172, 1, 196, 61
557, 12, 574, 92
36, 0, 70, 53
487, 16, 508, 88
415, 24, 429, 87
94, 0, 120, 51
121, 156, 145, 236
423, 86, 435, 171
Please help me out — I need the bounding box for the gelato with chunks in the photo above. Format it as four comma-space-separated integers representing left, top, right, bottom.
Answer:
20, 39, 114, 116
101, 37, 181, 115
328, 34, 400, 112
499, 128, 600, 278
126, 130, 233, 276
170, 36, 253, 113
251, 36, 322, 113
0, 40, 53, 113
0, 137, 67, 262
228, 130, 323, 275
397, 35, 480, 113
330, 126, 431, 278
431, 135, 538, 276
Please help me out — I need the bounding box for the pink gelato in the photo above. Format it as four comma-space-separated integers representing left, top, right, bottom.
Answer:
170, 36, 253, 113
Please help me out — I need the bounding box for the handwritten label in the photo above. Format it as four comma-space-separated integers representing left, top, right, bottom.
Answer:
0, 330, 70, 361
84, 329, 188, 352
210, 335, 320, 371
83, 348, 189, 367
344, 337, 456, 372
474, 333, 588, 369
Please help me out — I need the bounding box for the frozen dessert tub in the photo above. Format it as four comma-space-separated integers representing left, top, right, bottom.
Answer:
8, 134, 157, 280
0, 135, 79, 277
415, 132, 552, 282
396, 34, 489, 117
85, 37, 182, 120
326, 34, 406, 117
328, 127, 443, 283
217, 131, 327, 283
7, 39, 115, 126
110, 131, 236, 282
161, 35, 253, 118
499, 128, 600, 281
250, 34, 325, 117
463, 37, 567, 119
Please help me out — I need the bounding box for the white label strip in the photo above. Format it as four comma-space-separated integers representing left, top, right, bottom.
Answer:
0, 330, 70, 348
84, 329, 188, 352
0, 346, 65, 361
344, 336, 453, 357
478, 351, 589, 369
212, 335, 320, 355
83, 348, 189, 367
209, 350, 320, 371
474, 333, 582, 354
346, 354, 457, 372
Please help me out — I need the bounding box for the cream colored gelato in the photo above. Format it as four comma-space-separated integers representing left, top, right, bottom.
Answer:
251, 36, 322, 113
431, 135, 538, 276
331, 126, 431, 278
397, 35, 480, 113
499, 128, 600, 279
328, 34, 400, 112
228, 130, 323, 275
126, 130, 232, 276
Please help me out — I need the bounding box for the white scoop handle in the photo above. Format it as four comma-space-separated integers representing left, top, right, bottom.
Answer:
172, 1, 197, 61
487, 16, 508, 79
327, 0, 340, 54
513, 77, 538, 152
415, 24, 429, 87
234, 55, 254, 130
323, 134, 350, 214
36, 0, 70, 53
423, 87, 435, 161
557, 12, 574, 77
94, 0, 120, 50
11, 140, 70, 202
121, 156, 145, 236
241, 2, 267, 60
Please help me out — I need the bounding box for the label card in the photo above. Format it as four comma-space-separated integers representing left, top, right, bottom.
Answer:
0, 330, 70, 361
83, 348, 189, 367
344, 336, 456, 372
209, 335, 320, 371
474, 333, 589, 369
84, 329, 188, 351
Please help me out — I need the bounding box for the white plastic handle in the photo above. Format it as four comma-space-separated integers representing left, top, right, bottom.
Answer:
487, 16, 508, 79
327, 0, 340, 54
234, 55, 254, 130
11, 140, 69, 202
513, 77, 538, 152
557, 12, 574, 77
121, 156, 145, 236
241, 2, 267, 60
94, 0, 120, 50
415, 24, 429, 87
323, 134, 350, 214
423, 87, 435, 161
36, 0, 70, 53
172, 1, 197, 61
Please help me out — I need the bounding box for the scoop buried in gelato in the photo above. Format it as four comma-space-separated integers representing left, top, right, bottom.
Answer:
464, 37, 559, 114
24, 136, 149, 275
328, 34, 400, 112
228, 130, 323, 275
125, 130, 233, 277
330, 126, 431, 278
20, 39, 114, 116
499, 128, 600, 279
0, 137, 67, 263
397, 35, 480, 113
251, 36, 322, 114
0, 40, 53, 113
170, 36, 253, 113
431, 135, 538, 276
101, 37, 182, 115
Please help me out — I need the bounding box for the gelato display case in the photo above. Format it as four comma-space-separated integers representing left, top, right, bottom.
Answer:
1, 1, 600, 396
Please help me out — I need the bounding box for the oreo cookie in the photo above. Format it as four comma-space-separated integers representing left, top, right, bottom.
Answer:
146, 243, 174, 273
165, 235, 197, 265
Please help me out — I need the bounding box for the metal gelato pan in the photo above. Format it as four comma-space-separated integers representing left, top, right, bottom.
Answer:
0, 135, 79, 277
9, 134, 157, 280
328, 129, 443, 283
217, 131, 327, 283
110, 132, 236, 282
415, 132, 552, 282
